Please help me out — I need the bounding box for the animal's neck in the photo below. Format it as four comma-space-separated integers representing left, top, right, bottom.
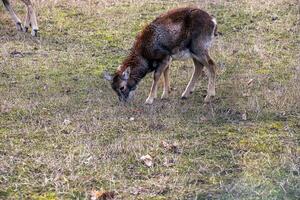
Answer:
117, 50, 137, 74
124, 53, 149, 90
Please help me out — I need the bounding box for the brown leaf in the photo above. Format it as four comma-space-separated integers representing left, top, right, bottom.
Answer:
90, 190, 115, 200
129, 187, 148, 195
199, 116, 208, 122
10, 50, 23, 58
140, 154, 153, 167
247, 78, 254, 86
163, 158, 175, 167
161, 141, 181, 154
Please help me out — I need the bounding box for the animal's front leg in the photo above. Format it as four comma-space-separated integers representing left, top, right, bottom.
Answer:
161, 66, 170, 99
145, 71, 161, 104
145, 58, 170, 104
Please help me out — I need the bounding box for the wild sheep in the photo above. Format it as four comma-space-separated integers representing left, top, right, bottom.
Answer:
106, 7, 217, 104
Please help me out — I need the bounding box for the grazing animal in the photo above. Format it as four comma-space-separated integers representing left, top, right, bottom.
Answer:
1, 0, 38, 36
106, 7, 217, 104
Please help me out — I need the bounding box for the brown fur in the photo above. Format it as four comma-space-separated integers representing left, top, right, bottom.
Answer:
111, 7, 217, 103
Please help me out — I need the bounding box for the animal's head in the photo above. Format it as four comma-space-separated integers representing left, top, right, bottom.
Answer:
104, 67, 136, 102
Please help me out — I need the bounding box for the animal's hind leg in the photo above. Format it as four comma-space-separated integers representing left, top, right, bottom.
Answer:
29, 5, 38, 36
22, 0, 38, 36
203, 53, 216, 103
181, 58, 204, 99
2, 0, 23, 31
24, 7, 31, 32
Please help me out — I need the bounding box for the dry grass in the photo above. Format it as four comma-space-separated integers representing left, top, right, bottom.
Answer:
0, 0, 299, 199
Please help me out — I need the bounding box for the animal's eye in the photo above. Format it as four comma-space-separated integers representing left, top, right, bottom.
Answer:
120, 86, 125, 91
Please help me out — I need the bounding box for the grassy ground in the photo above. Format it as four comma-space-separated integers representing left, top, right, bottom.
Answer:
0, 0, 299, 199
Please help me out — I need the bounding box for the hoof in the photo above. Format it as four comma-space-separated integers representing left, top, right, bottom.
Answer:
204, 95, 215, 103
24, 27, 29, 33
181, 96, 188, 100
145, 98, 154, 105
16, 22, 23, 31
181, 90, 193, 99
31, 29, 38, 37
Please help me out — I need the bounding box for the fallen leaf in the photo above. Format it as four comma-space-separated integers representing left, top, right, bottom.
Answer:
140, 154, 153, 167
242, 93, 250, 97
161, 141, 170, 148
90, 190, 115, 200
199, 116, 208, 122
63, 119, 71, 126
247, 78, 254, 86
130, 187, 148, 195
161, 141, 181, 154
10, 50, 23, 58
163, 158, 175, 167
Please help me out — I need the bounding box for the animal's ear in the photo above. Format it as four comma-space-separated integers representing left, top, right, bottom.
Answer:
122, 68, 130, 80
103, 71, 113, 81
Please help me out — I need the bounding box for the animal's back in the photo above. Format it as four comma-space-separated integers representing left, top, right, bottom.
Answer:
138, 7, 216, 60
